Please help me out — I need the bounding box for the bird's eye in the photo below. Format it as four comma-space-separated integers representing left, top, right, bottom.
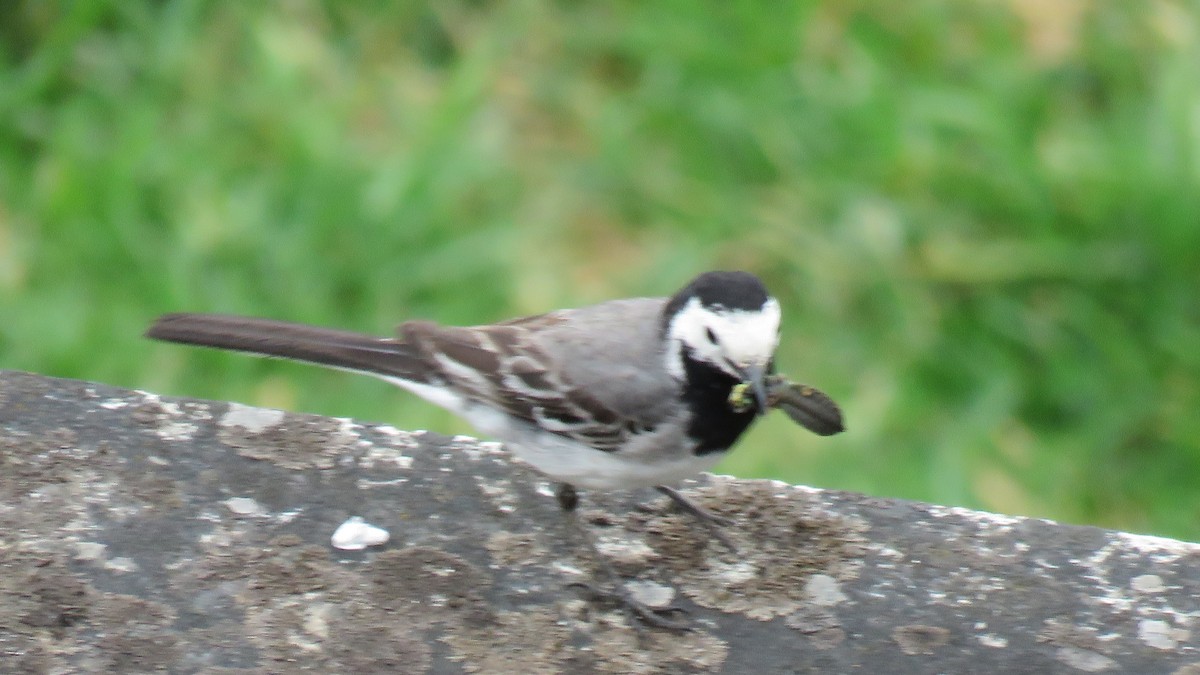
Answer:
705, 327, 719, 345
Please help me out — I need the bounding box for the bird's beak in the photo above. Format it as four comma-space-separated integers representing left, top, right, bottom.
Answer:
739, 363, 769, 415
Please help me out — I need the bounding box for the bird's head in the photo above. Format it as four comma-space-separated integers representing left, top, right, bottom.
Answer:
662, 271, 781, 413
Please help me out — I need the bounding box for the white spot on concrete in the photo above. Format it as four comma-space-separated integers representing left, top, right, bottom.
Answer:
624, 580, 676, 609
552, 561, 584, 577
156, 398, 183, 416
475, 477, 517, 514
74, 541, 107, 561
925, 504, 1023, 529
356, 478, 409, 489
785, 479, 822, 494
99, 399, 129, 410
105, 557, 139, 573
304, 602, 333, 639
360, 445, 414, 470
372, 424, 420, 448
331, 516, 390, 551
872, 545, 904, 559
712, 560, 758, 585
286, 635, 322, 652
190, 405, 214, 421
461, 441, 507, 460
804, 574, 847, 606
198, 529, 231, 548
1117, 532, 1200, 561
1082, 534, 1200, 621
276, 508, 303, 524
978, 634, 1008, 648
155, 419, 199, 441
1139, 619, 1189, 650
133, 395, 194, 430
595, 536, 658, 566
1056, 646, 1117, 672
1131, 574, 1165, 594
220, 403, 286, 433
225, 497, 264, 516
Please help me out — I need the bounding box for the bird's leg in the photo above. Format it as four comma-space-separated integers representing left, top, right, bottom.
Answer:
554, 483, 691, 631
655, 485, 737, 552
555, 482, 579, 511
655, 485, 734, 526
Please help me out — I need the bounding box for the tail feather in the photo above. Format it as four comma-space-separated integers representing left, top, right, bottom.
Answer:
145, 313, 430, 381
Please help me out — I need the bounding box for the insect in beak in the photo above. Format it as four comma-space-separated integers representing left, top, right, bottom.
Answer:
729, 363, 769, 415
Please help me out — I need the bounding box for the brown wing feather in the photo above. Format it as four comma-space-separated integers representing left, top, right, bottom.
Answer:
399, 319, 629, 450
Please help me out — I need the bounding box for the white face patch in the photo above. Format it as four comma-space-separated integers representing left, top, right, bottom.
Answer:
665, 297, 781, 379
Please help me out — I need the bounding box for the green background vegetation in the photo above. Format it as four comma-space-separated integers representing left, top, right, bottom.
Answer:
2, 1, 1198, 539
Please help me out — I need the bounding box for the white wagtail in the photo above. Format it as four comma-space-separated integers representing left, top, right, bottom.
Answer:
146, 270, 843, 627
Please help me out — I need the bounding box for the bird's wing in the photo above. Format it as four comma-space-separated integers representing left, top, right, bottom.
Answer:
400, 300, 673, 451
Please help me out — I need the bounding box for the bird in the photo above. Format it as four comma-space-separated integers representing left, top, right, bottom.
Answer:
146, 270, 805, 627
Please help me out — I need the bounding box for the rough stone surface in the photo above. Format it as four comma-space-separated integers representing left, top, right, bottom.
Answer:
1, 370, 1198, 673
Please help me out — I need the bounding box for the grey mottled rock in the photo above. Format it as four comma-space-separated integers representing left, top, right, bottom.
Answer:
1, 370, 1197, 673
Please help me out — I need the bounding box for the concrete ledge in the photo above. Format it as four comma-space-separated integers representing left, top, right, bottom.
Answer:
1, 370, 1197, 673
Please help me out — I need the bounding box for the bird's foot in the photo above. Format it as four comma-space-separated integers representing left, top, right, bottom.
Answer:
655, 485, 738, 552
568, 581, 692, 631
558, 482, 693, 631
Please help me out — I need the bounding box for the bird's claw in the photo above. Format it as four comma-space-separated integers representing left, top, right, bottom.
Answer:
656, 485, 738, 551
567, 581, 692, 631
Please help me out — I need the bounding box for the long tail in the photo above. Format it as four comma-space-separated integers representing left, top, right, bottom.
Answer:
145, 313, 430, 381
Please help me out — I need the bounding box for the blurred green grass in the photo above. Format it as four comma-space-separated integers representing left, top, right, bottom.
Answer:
2, 1, 1198, 539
